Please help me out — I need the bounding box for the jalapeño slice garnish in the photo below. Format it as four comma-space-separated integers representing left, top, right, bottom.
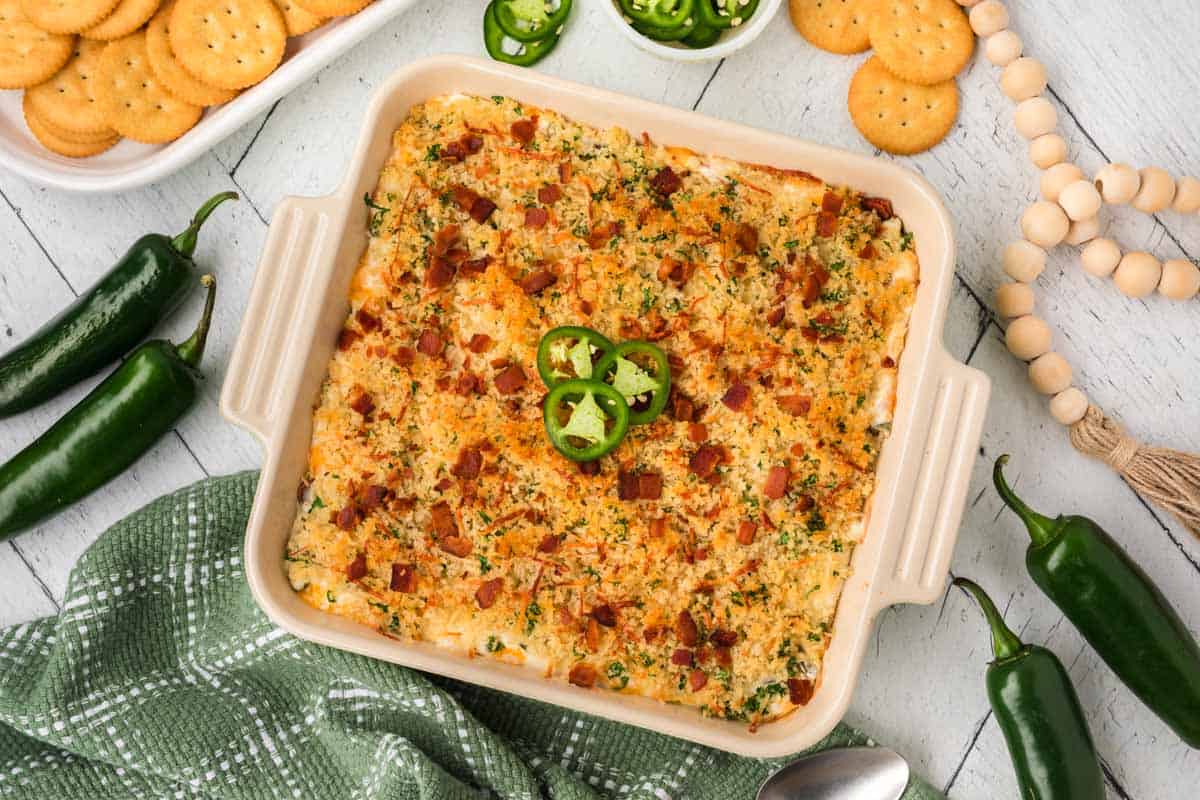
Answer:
593, 340, 671, 426
542, 379, 630, 462
537, 326, 616, 388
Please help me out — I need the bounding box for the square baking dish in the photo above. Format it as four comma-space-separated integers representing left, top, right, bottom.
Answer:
220, 55, 990, 758
0, 0, 418, 193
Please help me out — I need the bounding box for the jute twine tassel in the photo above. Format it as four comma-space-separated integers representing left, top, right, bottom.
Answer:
1070, 405, 1200, 538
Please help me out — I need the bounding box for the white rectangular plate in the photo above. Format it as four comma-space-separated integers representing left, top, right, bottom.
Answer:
0, 0, 418, 193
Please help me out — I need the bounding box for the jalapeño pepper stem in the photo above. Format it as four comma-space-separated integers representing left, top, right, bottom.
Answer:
993, 454, 1059, 547
176, 276, 216, 368
171, 192, 239, 258
954, 577, 1023, 662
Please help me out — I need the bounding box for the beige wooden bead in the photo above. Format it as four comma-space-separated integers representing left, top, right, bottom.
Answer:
1014, 97, 1057, 140
1131, 167, 1176, 213
1029, 134, 1067, 169
1002, 239, 1047, 282
1171, 177, 1200, 214
1158, 259, 1200, 300
995, 282, 1035, 318
1058, 180, 1102, 221
1093, 163, 1139, 205
1080, 238, 1122, 277
1064, 215, 1100, 246
1029, 352, 1073, 395
969, 1, 1009, 36
1112, 251, 1162, 297
1049, 387, 1088, 425
1040, 162, 1083, 202
986, 30, 1022, 66
1001, 57, 1047, 101
1006, 315, 1052, 361
1020, 201, 1070, 249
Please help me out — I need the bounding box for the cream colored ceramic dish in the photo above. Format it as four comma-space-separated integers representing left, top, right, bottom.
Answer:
221, 55, 990, 757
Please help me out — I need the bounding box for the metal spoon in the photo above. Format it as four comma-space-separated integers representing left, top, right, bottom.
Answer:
756, 747, 910, 800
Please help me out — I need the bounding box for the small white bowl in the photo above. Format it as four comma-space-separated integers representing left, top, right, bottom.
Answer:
600, 0, 782, 62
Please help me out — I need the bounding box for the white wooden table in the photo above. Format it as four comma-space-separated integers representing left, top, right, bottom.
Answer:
2, 1, 1197, 795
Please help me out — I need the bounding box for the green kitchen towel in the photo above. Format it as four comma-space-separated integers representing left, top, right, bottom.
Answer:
0, 473, 944, 800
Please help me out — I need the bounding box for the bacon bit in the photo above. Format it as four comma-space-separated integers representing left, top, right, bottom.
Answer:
390, 495, 417, 513
461, 256, 490, 275
671, 649, 693, 667
538, 184, 562, 204
649, 166, 682, 197
689, 670, 708, 692
689, 445, 722, 479
441, 140, 466, 163
788, 678, 815, 705
425, 259, 456, 289
677, 610, 699, 647
671, 390, 696, 422
558, 161, 573, 183
392, 347, 415, 366
882, 355, 895, 368
569, 663, 597, 688
475, 577, 503, 609
466, 334, 493, 354
657, 256, 692, 287
358, 484, 389, 511
694, 645, 711, 664
721, 382, 750, 411
778, 394, 812, 417
709, 628, 738, 647
346, 552, 367, 581
735, 223, 758, 254
433, 477, 453, 492
337, 328, 360, 351
524, 206, 549, 228
350, 390, 375, 417
617, 469, 640, 501
764, 466, 790, 500
451, 447, 483, 480
590, 604, 618, 628
801, 262, 831, 308
470, 197, 497, 224
637, 472, 663, 500
587, 221, 622, 250
797, 494, 816, 512
737, 520, 758, 546
429, 501, 458, 537
790, 442, 806, 458
585, 617, 601, 652
451, 185, 478, 211
519, 268, 557, 295
858, 241, 876, 259
439, 536, 473, 558
643, 626, 661, 643
821, 191, 844, 214
619, 317, 643, 340
510, 118, 536, 145
355, 308, 381, 332
417, 329, 443, 356
494, 364, 527, 394
694, 547, 708, 561
687, 423, 708, 443
648, 517, 667, 538
861, 196, 894, 220
716, 646, 735, 668
766, 305, 785, 327
816, 211, 838, 237
578, 460, 601, 476
336, 506, 361, 531
390, 563, 417, 593
537, 534, 561, 554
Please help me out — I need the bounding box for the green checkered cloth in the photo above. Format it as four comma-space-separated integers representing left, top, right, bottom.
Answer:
0, 473, 944, 799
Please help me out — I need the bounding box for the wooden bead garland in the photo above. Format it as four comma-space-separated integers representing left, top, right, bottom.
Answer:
981, 1, 1200, 538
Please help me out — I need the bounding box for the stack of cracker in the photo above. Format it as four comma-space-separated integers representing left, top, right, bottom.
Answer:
0, 0, 372, 158
789, 0, 975, 155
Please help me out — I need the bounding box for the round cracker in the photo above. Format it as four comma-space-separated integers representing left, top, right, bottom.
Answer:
146, 1, 237, 106
273, 0, 324, 36
291, 0, 369, 17
96, 31, 202, 143
869, 0, 974, 86
23, 92, 119, 156
0, 0, 76, 89
82, 0, 162, 40
24, 93, 116, 142
25, 39, 111, 135
789, 0, 870, 55
20, 0, 122, 35
848, 55, 958, 155
168, 0, 287, 90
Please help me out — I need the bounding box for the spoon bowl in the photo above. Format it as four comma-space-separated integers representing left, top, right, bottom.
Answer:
757, 747, 910, 800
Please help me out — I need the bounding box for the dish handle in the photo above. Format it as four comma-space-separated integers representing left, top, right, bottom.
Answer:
873, 352, 991, 610
220, 195, 341, 444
